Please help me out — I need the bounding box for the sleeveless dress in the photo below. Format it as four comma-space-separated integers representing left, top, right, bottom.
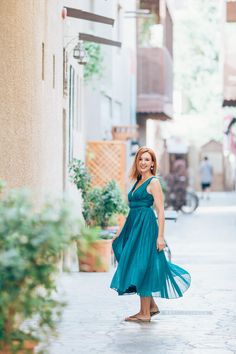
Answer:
110, 176, 191, 298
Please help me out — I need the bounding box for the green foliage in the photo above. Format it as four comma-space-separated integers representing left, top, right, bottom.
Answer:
87, 180, 128, 228
174, 0, 221, 114
83, 42, 103, 82
0, 186, 80, 351
76, 225, 100, 258
69, 159, 128, 228
138, 14, 156, 46
69, 159, 91, 200
0, 180, 6, 194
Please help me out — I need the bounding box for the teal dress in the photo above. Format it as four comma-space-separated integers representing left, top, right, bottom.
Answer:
110, 176, 191, 298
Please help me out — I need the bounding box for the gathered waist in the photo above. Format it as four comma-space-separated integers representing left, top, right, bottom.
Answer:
129, 202, 152, 209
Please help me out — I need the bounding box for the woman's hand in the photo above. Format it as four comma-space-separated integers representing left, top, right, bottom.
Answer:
157, 237, 166, 252
112, 231, 120, 243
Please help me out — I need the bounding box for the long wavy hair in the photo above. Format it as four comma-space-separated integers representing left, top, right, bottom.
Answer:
129, 146, 158, 181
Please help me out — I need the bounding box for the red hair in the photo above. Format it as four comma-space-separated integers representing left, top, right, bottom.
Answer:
129, 146, 158, 181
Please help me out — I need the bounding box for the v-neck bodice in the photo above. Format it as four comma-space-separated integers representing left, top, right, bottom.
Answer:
128, 176, 156, 207
131, 176, 154, 195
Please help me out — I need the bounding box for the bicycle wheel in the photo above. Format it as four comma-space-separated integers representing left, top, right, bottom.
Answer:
181, 191, 199, 214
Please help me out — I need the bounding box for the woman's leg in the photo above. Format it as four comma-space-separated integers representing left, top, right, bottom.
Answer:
140, 297, 151, 318
125, 296, 151, 321
150, 296, 159, 312
125, 296, 159, 321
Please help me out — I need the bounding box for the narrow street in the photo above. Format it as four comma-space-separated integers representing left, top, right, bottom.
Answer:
47, 193, 236, 354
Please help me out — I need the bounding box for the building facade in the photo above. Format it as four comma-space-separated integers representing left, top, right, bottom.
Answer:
0, 0, 137, 210
222, 0, 236, 190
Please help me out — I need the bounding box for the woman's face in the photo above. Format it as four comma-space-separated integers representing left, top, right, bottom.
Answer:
137, 152, 153, 175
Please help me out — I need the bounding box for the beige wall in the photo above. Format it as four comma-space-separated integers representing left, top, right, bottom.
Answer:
0, 0, 64, 203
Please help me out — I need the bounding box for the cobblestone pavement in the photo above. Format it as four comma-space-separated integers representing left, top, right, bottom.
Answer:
44, 193, 236, 354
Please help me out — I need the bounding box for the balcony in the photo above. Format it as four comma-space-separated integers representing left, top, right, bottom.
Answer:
137, 47, 173, 119
227, 1, 236, 22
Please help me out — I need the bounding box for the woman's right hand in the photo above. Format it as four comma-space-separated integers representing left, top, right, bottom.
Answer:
157, 237, 166, 252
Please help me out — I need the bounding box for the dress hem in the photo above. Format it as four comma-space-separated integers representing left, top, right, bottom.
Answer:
110, 273, 191, 299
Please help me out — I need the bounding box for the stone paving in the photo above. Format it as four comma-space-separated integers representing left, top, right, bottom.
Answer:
44, 193, 236, 354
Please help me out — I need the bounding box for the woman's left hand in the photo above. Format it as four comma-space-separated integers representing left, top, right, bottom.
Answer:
157, 238, 166, 252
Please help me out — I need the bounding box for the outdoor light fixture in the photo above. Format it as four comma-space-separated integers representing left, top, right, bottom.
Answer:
131, 140, 140, 156
73, 39, 88, 65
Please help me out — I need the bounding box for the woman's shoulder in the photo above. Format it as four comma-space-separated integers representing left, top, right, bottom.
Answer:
150, 175, 160, 182
149, 176, 162, 188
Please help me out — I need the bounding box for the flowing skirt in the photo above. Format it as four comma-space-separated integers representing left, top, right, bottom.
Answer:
110, 207, 191, 298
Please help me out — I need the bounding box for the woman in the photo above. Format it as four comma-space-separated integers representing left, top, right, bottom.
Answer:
110, 147, 191, 322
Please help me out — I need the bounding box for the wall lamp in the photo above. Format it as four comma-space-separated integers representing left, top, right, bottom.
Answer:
73, 38, 88, 65
64, 35, 88, 65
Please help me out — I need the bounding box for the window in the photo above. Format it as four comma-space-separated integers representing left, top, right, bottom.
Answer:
62, 108, 67, 192
63, 48, 68, 96
69, 65, 75, 162
42, 42, 45, 80
53, 55, 55, 89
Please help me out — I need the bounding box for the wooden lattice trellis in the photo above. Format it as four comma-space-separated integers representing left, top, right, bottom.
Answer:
86, 141, 126, 192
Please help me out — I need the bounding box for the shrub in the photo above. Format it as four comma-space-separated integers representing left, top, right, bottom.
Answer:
69, 159, 128, 228
0, 187, 80, 352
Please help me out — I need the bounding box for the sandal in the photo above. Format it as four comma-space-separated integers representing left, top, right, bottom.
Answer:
150, 307, 160, 317
125, 316, 151, 323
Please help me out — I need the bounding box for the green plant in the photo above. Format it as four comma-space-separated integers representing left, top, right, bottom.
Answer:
0, 186, 80, 352
77, 224, 114, 272
69, 159, 92, 224
83, 42, 103, 82
139, 14, 156, 46
0, 180, 6, 194
88, 181, 128, 228
69, 159, 128, 228
76, 224, 100, 259
69, 159, 91, 200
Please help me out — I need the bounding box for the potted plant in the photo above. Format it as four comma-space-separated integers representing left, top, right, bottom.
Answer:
69, 159, 128, 272
0, 184, 80, 353
76, 225, 113, 272
85, 180, 128, 228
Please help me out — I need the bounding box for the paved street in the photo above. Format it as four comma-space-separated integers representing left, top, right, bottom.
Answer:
45, 193, 236, 354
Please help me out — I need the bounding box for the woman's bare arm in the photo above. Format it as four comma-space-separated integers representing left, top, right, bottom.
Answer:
148, 178, 166, 251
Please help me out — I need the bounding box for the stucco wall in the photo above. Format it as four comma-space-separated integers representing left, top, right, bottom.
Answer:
0, 0, 64, 203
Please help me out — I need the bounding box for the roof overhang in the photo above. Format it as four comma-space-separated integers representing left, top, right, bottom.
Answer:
223, 99, 236, 107
137, 94, 173, 120
64, 7, 121, 48
79, 33, 121, 48
137, 112, 172, 121
64, 7, 114, 26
